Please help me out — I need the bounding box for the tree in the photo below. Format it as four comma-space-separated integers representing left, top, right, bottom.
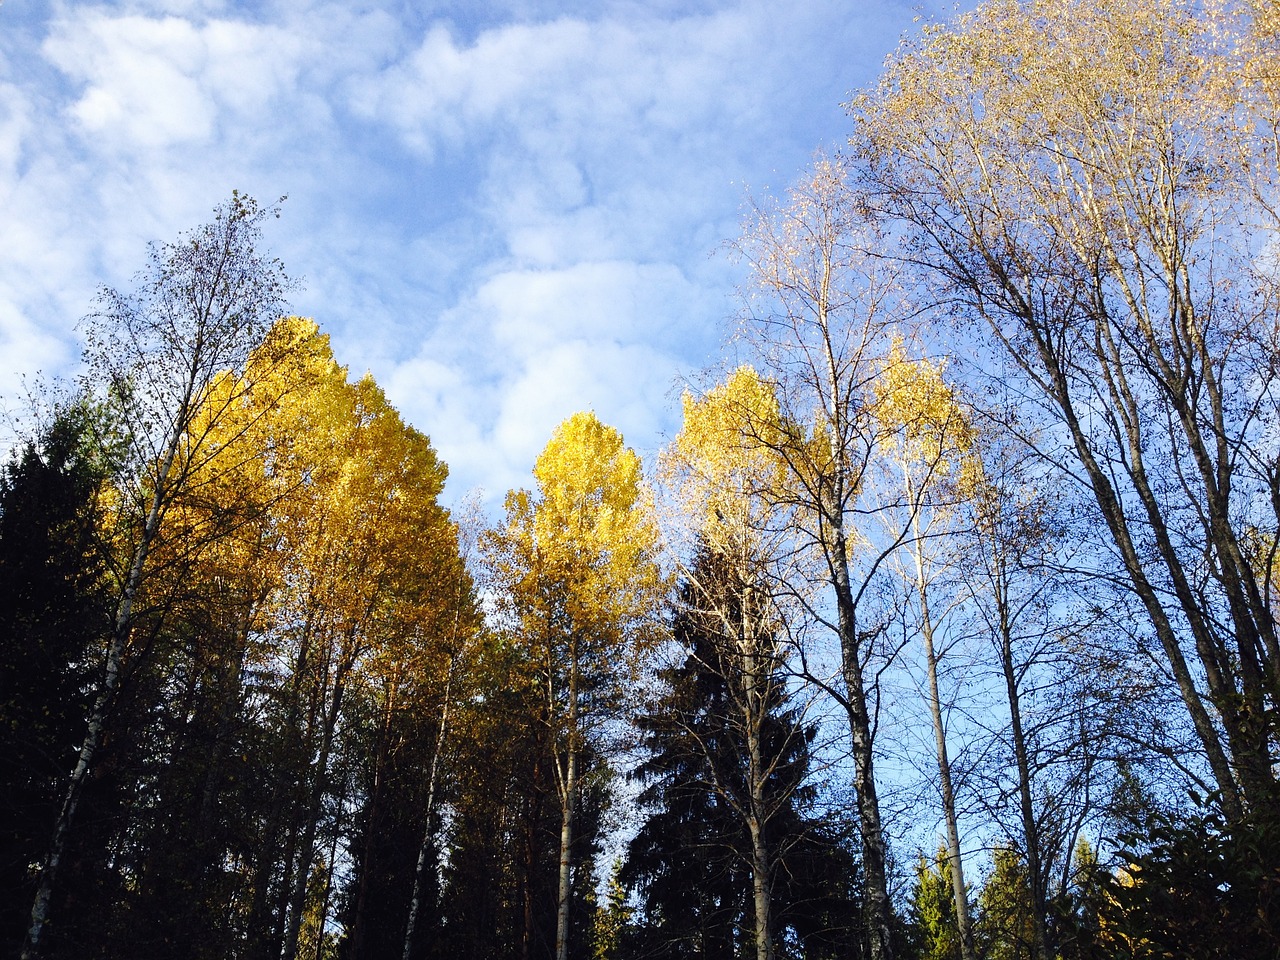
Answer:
624, 546, 861, 960
975, 846, 1037, 960
876, 343, 980, 960
852, 0, 1280, 820
0, 404, 115, 957
485, 412, 664, 960
23, 194, 292, 960
908, 848, 965, 960
732, 156, 917, 960
1100, 796, 1280, 959
593, 863, 631, 960
398, 496, 484, 960
955, 417, 1135, 960
248, 326, 456, 960
661, 367, 808, 960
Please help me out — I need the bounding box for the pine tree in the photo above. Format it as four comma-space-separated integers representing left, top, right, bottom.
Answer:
908, 848, 964, 960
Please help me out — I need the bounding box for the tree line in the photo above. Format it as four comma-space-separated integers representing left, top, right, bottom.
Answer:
3, 1, 1278, 959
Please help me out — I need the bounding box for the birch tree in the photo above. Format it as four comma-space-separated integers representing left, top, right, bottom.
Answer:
486, 412, 663, 960
732, 157, 912, 960
660, 368, 807, 960
852, 0, 1280, 819
23, 195, 292, 960
876, 345, 980, 960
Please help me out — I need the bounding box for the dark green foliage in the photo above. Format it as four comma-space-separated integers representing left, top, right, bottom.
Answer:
0, 404, 114, 957
622, 554, 863, 960
1101, 795, 1280, 959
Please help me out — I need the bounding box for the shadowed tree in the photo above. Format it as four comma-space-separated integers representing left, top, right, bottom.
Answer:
23, 194, 293, 960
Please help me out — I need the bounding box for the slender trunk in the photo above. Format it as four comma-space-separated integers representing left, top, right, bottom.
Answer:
807, 267, 893, 960
741, 585, 774, 960
910, 517, 976, 960
745, 692, 775, 960
244, 798, 291, 960
281, 652, 351, 960
312, 778, 346, 960
920, 593, 976, 960
992, 554, 1048, 960
554, 641, 579, 960
1034, 339, 1243, 817
402, 662, 454, 960
828, 510, 893, 960
747, 811, 775, 960
349, 677, 398, 960
521, 810, 535, 960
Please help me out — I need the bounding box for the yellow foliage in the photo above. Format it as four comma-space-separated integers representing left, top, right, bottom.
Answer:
494, 411, 664, 685
158, 315, 464, 686
853, 0, 1252, 281
663, 366, 789, 555
873, 342, 981, 502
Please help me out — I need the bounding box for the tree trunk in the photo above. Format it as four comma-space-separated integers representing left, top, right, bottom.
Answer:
553, 642, 579, 960
741, 586, 775, 960
991, 549, 1048, 960
916, 562, 976, 960
280, 650, 350, 960
402, 662, 453, 960
746, 710, 775, 960
828, 511, 893, 960
349, 677, 397, 960
22, 420, 186, 960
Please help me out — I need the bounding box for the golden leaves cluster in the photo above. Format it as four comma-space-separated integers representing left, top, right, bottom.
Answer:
160, 316, 462, 680
493, 411, 664, 678
662, 366, 789, 556
873, 342, 981, 503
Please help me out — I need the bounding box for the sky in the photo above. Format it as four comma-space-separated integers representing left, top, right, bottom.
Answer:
0, 0, 953, 506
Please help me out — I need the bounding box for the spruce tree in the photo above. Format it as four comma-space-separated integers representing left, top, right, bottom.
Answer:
623, 547, 861, 959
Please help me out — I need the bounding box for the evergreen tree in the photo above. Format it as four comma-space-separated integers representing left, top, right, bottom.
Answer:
623, 549, 861, 959
0, 404, 115, 957
907, 849, 963, 960
975, 847, 1037, 960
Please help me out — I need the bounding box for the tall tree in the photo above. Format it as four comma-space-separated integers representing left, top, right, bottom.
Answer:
0, 404, 115, 957
251, 329, 456, 960
661, 367, 806, 960
975, 847, 1038, 960
732, 157, 919, 960
876, 344, 980, 960
907, 848, 965, 960
486, 412, 664, 960
23, 194, 292, 960
852, 0, 1280, 819
625, 546, 861, 960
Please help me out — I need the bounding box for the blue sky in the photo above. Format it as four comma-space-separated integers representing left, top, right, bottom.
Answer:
0, 0, 950, 504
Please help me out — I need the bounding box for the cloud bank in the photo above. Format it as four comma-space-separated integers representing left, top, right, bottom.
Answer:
0, 0, 940, 502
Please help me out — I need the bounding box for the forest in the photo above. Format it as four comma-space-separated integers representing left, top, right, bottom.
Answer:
2, 0, 1278, 958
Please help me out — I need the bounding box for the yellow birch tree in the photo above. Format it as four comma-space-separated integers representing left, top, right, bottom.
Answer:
486, 412, 663, 960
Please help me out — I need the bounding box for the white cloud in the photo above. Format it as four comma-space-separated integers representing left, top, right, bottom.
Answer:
381, 255, 711, 503
0, 83, 32, 180
0, 0, 946, 504
491, 337, 676, 491
42, 12, 310, 151
349, 8, 766, 174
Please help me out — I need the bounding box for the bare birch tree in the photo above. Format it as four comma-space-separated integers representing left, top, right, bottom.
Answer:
23, 195, 291, 960
853, 0, 1280, 820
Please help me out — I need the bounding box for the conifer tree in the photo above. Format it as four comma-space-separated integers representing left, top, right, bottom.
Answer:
624, 545, 861, 960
